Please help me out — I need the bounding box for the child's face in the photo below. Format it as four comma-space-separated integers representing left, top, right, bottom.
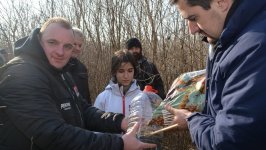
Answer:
116, 62, 134, 86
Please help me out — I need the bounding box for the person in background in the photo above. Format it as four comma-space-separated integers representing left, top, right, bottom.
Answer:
0, 49, 8, 66
94, 49, 142, 117
126, 38, 165, 99
0, 17, 156, 150
165, 0, 266, 149
68, 27, 92, 104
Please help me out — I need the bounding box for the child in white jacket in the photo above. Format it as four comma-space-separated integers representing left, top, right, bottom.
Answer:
94, 49, 142, 117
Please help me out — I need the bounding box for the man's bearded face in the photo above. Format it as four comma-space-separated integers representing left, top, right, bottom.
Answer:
129, 47, 142, 60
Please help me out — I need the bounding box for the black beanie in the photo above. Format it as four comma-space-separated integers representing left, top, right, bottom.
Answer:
126, 38, 142, 50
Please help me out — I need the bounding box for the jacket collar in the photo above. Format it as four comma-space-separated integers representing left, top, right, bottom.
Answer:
106, 79, 139, 95
137, 56, 147, 64
219, 0, 266, 48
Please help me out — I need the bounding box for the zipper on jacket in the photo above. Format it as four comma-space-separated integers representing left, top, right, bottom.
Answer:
61, 73, 84, 127
74, 102, 84, 127
119, 84, 139, 116
122, 96, 125, 115
204, 44, 221, 114
30, 136, 34, 150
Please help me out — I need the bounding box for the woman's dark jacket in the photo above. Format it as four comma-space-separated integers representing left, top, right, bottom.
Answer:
0, 28, 124, 150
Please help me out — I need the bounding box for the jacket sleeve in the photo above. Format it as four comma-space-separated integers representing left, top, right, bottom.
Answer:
89, 89, 124, 133
151, 63, 165, 99
93, 92, 106, 111
0, 64, 123, 150
187, 38, 266, 149
83, 104, 124, 133
85, 92, 124, 133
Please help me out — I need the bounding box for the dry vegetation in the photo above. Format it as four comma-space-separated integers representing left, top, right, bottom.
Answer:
0, 0, 208, 102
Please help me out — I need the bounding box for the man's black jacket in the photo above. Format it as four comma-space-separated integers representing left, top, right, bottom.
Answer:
68, 58, 92, 104
136, 56, 165, 99
0, 28, 124, 150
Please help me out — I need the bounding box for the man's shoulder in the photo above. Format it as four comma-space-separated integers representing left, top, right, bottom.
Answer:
141, 57, 157, 69
0, 58, 46, 82
139, 56, 154, 65
69, 58, 87, 71
8, 59, 41, 72
75, 59, 87, 68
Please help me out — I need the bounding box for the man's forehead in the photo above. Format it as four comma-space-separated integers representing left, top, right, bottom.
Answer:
43, 23, 72, 35
177, 2, 203, 20
42, 24, 74, 42
42, 35, 74, 44
74, 36, 84, 42
176, 1, 192, 19
129, 46, 140, 49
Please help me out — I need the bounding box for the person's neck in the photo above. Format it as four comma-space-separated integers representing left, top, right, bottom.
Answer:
119, 84, 131, 95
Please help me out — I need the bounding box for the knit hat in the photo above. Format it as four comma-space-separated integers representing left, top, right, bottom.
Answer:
126, 38, 142, 50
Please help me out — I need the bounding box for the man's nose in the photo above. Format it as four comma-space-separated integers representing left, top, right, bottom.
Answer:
132, 49, 136, 52
188, 21, 200, 35
57, 45, 65, 56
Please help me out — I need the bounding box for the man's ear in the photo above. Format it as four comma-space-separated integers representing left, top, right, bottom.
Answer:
217, 0, 232, 12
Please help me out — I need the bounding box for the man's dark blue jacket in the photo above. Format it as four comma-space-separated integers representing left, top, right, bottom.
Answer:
188, 0, 266, 149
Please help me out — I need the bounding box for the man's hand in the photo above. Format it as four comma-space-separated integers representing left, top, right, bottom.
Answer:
122, 122, 157, 150
121, 117, 128, 132
164, 104, 192, 130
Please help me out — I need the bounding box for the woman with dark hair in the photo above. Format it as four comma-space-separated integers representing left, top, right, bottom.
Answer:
94, 49, 142, 117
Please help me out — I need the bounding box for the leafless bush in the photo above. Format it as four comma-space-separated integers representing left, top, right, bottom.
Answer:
0, 0, 208, 102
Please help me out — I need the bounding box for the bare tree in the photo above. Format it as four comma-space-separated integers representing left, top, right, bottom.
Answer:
0, 0, 207, 101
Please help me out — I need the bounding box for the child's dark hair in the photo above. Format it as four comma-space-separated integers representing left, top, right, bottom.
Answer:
111, 49, 137, 78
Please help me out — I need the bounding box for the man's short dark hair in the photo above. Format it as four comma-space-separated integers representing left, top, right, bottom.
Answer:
170, 0, 213, 10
